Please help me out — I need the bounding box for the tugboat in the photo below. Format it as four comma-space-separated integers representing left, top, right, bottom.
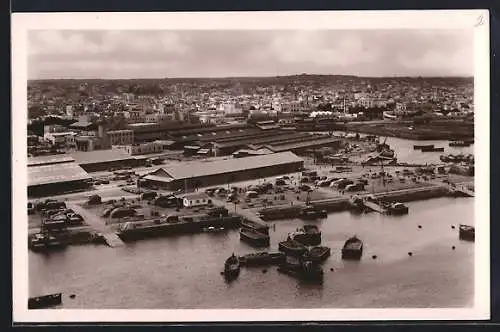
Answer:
28, 293, 62, 309
385, 202, 409, 215
299, 206, 328, 220
29, 233, 66, 252
459, 224, 475, 241
277, 258, 324, 283
240, 228, 270, 247
278, 238, 308, 257
305, 246, 331, 263
290, 225, 321, 246
223, 253, 240, 280
342, 236, 363, 260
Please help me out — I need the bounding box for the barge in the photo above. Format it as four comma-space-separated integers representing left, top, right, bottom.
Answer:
241, 218, 270, 235
28, 293, 62, 309
117, 214, 242, 241
420, 146, 445, 152
238, 252, 285, 267
342, 236, 363, 260
413, 144, 435, 150
240, 228, 270, 247
290, 225, 321, 246
449, 140, 472, 147
29, 233, 67, 252
304, 246, 331, 263
384, 202, 409, 215
257, 206, 301, 221
459, 224, 475, 241
278, 239, 308, 256
224, 254, 240, 280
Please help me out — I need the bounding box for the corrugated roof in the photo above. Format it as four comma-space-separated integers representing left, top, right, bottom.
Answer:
267, 137, 341, 152
71, 149, 135, 165
28, 154, 75, 167
29, 162, 92, 186
159, 151, 303, 180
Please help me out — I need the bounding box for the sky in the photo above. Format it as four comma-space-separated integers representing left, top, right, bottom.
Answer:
28, 30, 474, 79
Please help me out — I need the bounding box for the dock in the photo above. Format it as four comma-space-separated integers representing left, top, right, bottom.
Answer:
452, 184, 475, 197
362, 200, 386, 214
67, 202, 125, 248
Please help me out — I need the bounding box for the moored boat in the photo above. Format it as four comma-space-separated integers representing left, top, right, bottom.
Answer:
238, 252, 285, 267
342, 236, 363, 260
421, 146, 445, 152
459, 224, 475, 241
240, 228, 270, 247
414, 144, 434, 150
449, 140, 472, 147
202, 226, 226, 233
224, 254, 240, 280
278, 239, 308, 256
241, 218, 270, 235
28, 293, 62, 309
304, 246, 331, 263
29, 233, 67, 252
290, 225, 321, 246
299, 206, 327, 220
277, 259, 324, 283
385, 202, 409, 215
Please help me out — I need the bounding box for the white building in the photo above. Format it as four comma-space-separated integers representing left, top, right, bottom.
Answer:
112, 141, 163, 156
182, 192, 211, 208
107, 130, 134, 146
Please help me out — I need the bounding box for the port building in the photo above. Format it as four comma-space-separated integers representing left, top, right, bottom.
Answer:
28, 154, 92, 197
70, 149, 138, 172
141, 151, 304, 190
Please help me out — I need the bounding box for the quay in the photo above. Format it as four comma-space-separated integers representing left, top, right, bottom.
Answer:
67, 202, 125, 247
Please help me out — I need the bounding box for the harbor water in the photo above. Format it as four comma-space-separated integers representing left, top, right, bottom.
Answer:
29, 196, 474, 309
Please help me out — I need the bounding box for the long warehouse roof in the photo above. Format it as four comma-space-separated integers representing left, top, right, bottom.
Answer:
149, 151, 303, 181
29, 162, 92, 187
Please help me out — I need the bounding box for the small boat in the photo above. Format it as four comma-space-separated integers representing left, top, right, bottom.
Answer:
414, 144, 435, 150
304, 246, 331, 263
277, 259, 324, 283
202, 226, 226, 233
239, 252, 285, 267
421, 146, 444, 152
299, 206, 328, 220
28, 293, 62, 309
278, 239, 308, 256
385, 202, 409, 215
241, 219, 270, 235
290, 225, 322, 246
449, 140, 472, 147
29, 233, 66, 252
240, 228, 270, 247
342, 236, 363, 260
224, 254, 240, 280
459, 224, 475, 241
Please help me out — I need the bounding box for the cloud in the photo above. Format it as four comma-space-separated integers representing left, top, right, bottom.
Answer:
28, 29, 473, 79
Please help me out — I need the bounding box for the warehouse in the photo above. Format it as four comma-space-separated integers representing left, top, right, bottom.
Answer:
71, 149, 138, 172
265, 137, 342, 155
28, 155, 92, 197
140, 151, 304, 191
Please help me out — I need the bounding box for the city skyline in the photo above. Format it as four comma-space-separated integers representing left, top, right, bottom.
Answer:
28, 29, 474, 80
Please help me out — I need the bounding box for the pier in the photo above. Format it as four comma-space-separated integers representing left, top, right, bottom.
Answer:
67, 202, 125, 248
362, 200, 387, 213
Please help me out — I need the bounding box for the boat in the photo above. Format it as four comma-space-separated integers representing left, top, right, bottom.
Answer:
239, 228, 270, 247
449, 140, 472, 147
240, 219, 270, 235
224, 254, 240, 280
277, 259, 324, 283
29, 233, 66, 252
342, 236, 363, 260
117, 214, 242, 241
414, 144, 435, 150
202, 226, 226, 233
299, 206, 328, 220
278, 239, 308, 256
380, 149, 395, 158
421, 146, 445, 152
238, 252, 285, 267
290, 225, 321, 246
304, 246, 331, 263
28, 293, 62, 309
385, 202, 409, 215
459, 224, 475, 241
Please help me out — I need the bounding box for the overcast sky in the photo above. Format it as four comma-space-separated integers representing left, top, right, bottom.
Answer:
28, 30, 473, 79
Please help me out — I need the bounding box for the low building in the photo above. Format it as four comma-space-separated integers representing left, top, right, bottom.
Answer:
107, 129, 134, 146
112, 142, 163, 156
182, 192, 211, 208
141, 151, 304, 190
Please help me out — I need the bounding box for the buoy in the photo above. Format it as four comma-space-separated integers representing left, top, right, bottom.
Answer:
408, 252, 413, 256
69, 294, 76, 299
372, 255, 377, 259
330, 268, 334, 272
418, 225, 422, 229
451, 225, 455, 229
452, 246, 456, 250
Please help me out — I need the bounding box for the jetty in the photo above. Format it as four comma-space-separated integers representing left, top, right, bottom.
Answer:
362, 200, 386, 213
67, 202, 125, 248
451, 184, 475, 197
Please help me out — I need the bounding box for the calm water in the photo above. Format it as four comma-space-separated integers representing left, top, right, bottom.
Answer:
29, 197, 474, 309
